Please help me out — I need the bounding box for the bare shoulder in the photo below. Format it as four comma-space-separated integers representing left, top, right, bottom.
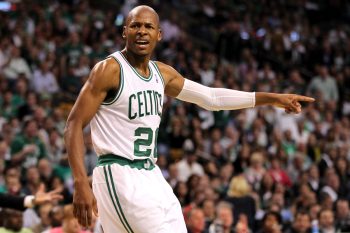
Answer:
153, 61, 178, 83
88, 57, 121, 92
154, 61, 185, 97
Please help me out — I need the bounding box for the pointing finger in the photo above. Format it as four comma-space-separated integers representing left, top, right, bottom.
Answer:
295, 95, 315, 102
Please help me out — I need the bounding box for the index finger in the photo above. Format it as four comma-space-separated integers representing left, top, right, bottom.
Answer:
49, 187, 64, 195
295, 95, 315, 102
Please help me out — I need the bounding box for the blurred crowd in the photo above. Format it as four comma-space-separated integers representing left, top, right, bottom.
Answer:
1, 0, 350, 233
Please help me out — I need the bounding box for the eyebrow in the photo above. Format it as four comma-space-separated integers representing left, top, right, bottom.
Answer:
130, 21, 156, 26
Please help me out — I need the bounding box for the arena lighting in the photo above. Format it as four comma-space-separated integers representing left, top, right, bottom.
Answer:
240, 31, 250, 40
256, 28, 266, 37
0, 1, 17, 12
290, 31, 300, 42
0, 1, 11, 11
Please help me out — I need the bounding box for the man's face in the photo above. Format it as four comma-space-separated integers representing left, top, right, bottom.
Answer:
218, 208, 233, 228
4, 209, 23, 232
123, 9, 161, 56
337, 201, 350, 218
293, 214, 311, 232
188, 209, 205, 232
319, 210, 334, 228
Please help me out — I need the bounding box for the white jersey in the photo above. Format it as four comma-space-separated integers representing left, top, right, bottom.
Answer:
90, 51, 165, 163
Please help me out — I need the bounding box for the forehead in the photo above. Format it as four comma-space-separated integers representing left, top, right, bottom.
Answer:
127, 10, 158, 25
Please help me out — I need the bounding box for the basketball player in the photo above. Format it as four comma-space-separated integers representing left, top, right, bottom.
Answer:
64, 5, 314, 233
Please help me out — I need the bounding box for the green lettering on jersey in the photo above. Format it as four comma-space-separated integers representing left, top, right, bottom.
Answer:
128, 90, 162, 120
134, 127, 159, 158
147, 90, 153, 115
128, 94, 136, 120
134, 127, 153, 157
143, 91, 150, 116
137, 91, 144, 117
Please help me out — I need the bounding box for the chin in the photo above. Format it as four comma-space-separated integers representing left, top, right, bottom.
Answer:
129, 45, 154, 56
135, 50, 152, 56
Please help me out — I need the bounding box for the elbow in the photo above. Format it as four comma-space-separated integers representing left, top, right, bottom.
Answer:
63, 119, 76, 142
199, 102, 219, 111
63, 122, 71, 143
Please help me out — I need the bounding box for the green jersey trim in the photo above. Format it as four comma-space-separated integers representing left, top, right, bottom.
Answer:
102, 56, 124, 105
150, 61, 165, 88
118, 51, 153, 82
97, 154, 155, 170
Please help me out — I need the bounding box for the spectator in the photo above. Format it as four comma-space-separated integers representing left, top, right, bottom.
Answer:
225, 175, 256, 229
307, 65, 339, 103
208, 202, 235, 233
285, 211, 311, 233
318, 209, 339, 233
10, 119, 46, 169
2, 47, 32, 83
335, 199, 350, 232
31, 62, 59, 95
268, 157, 292, 188
202, 199, 216, 229
186, 207, 206, 233
31, 203, 53, 233
256, 211, 282, 233
177, 144, 204, 182
245, 152, 266, 192
0, 209, 33, 233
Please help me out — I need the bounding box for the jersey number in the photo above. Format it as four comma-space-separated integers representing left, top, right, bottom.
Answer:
134, 127, 159, 157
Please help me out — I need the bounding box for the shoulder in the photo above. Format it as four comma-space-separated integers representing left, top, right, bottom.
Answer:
92, 57, 120, 77
88, 57, 121, 91
152, 61, 185, 97
153, 61, 178, 81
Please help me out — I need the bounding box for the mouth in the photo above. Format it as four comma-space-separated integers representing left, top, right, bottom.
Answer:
135, 40, 150, 49
135, 40, 149, 45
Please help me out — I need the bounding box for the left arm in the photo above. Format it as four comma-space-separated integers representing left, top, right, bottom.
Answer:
157, 61, 314, 113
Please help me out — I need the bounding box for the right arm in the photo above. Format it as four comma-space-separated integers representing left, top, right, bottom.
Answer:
64, 57, 120, 227
156, 61, 314, 113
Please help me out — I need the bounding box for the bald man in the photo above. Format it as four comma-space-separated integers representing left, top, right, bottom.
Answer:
64, 5, 314, 233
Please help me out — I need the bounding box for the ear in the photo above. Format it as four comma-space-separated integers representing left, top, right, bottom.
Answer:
157, 28, 162, 42
122, 26, 126, 39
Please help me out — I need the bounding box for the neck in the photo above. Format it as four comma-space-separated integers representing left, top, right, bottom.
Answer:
122, 48, 150, 73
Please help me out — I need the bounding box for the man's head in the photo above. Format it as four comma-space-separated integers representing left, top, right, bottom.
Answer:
261, 211, 282, 232
123, 5, 162, 56
2, 208, 24, 232
293, 211, 311, 233
318, 209, 335, 229
336, 199, 350, 219
23, 119, 39, 138
216, 202, 234, 229
186, 207, 206, 233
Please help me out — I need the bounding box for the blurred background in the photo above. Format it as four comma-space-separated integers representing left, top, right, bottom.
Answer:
0, 0, 350, 232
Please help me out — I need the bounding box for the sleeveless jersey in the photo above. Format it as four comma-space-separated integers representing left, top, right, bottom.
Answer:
90, 51, 165, 164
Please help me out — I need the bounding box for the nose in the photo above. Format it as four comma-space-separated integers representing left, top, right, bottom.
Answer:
137, 25, 147, 35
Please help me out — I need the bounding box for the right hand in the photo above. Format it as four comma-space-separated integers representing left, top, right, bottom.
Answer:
73, 180, 98, 228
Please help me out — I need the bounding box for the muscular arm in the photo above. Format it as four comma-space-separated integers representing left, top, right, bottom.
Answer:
156, 61, 314, 113
64, 58, 119, 184
64, 58, 119, 226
